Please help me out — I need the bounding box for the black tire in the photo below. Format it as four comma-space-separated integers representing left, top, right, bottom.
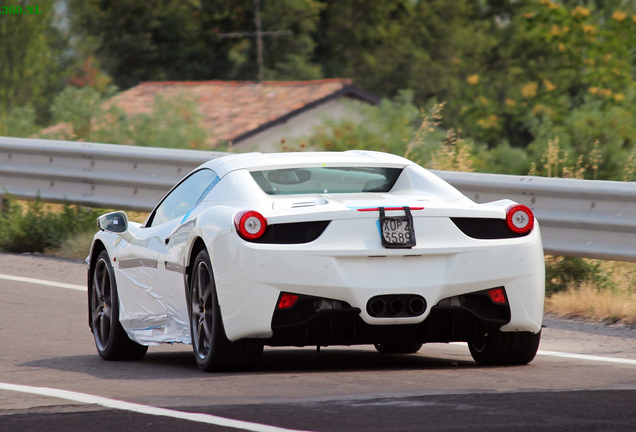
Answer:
374, 342, 423, 354
189, 249, 263, 372
468, 329, 541, 366
90, 250, 148, 361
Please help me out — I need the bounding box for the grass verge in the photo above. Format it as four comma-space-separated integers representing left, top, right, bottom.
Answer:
0, 196, 148, 261
51, 210, 149, 261
545, 260, 636, 325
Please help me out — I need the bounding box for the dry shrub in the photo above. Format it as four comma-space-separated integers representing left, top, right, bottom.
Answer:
428, 129, 474, 172
52, 210, 149, 261
545, 260, 636, 324
55, 230, 97, 261
404, 102, 445, 162
546, 285, 636, 324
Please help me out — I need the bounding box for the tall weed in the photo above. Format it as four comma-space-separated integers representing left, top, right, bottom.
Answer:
0, 195, 101, 253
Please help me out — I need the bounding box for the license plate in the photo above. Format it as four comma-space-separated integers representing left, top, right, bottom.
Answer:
379, 207, 416, 249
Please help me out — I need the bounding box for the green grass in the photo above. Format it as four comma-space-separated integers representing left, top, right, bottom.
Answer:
0, 195, 102, 254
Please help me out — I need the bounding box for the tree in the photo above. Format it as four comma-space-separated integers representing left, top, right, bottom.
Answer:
0, 0, 65, 123
313, 0, 502, 140
68, 0, 324, 89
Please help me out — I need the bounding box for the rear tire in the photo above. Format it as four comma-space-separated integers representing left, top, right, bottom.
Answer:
90, 250, 148, 361
374, 342, 423, 354
189, 249, 263, 372
468, 329, 541, 366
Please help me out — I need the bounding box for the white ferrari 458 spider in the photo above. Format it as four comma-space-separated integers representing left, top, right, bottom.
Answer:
88, 150, 545, 371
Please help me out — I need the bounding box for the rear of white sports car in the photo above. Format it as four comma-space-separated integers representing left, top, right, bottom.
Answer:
204, 154, 545, 366
88, 151, 544, 369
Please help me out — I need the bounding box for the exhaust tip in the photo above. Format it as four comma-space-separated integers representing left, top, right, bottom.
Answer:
369, 299, 386, 316
408, 297, 426, 315
389, 299, 404, 315
367, 295, 426, 318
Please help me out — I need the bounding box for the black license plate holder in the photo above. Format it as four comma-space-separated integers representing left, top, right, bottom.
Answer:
379, 207, 416, 249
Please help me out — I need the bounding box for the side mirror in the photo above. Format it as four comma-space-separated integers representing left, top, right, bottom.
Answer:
96, 211, 141, 245
97, 211, 128, 234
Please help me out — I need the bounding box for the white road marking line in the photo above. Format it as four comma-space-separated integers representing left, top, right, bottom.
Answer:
450, 342, 636, 365
0, 382, 312, 432
537, 350, 636, 365
0, 274, 86, 291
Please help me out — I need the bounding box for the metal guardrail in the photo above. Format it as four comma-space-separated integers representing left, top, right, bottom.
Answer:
0, 137, 222, 211
431, 171, 636, 263
2, 136, 635, 262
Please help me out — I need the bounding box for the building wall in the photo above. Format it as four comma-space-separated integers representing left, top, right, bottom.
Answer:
230, 97, 365, 153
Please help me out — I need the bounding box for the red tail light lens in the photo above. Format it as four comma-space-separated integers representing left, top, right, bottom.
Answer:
505, 205, 534, 234
234, 210, 267, 240
277, 293, 299, 309
488, 288, 507, 304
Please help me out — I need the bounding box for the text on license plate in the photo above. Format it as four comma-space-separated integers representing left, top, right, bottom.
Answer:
382, 219, 412, 244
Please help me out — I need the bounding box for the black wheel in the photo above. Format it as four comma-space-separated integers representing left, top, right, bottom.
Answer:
189, 249, 263, 372
374, 342, 423, 354
468, 329, 541, 366
90, 250, 148, 361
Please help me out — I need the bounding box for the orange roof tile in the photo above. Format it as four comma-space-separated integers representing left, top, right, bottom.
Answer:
102, 79, 369, 147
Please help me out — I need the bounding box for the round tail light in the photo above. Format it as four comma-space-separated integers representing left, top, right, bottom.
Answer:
506, 205, 534, 234
234, 210, 267, 240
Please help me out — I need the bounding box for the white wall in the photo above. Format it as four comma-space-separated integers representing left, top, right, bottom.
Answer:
230, 97, 365, 153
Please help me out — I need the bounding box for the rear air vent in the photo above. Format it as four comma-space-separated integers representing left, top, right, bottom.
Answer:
451, 218, 530, 239
291, 201, 318, 208
248, 220, 331, 244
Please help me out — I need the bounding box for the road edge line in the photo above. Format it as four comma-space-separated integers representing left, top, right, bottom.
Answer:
0, 382, 313, 432
0, 274, 85, 291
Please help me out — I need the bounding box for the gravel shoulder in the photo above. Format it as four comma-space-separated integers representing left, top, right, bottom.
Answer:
0, 251, 87, 286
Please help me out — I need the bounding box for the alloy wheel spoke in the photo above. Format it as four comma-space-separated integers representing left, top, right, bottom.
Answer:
197, 265, 206, 302
94, 266, 104, 301
202, 288, 211, 305
100, 270, 108, 300
91, 285, 104, 314
197, 317, 207, 354
202, 311, 212, 339
92, 308, 101, 332
102, 303, 111, 322
100, 310, 111, 343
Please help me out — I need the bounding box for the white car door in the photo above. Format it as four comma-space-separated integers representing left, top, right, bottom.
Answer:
115, 220, 179, 336
115, 168, 220, 345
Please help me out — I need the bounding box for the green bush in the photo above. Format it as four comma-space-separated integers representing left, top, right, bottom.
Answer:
0, 195, 102, 254
297, 91, 447, 165
93, 94, 208, 149
44, 87, 208, 150
50, 86, 106, 141
545, 256, 613, 295
0, 106, 39, 138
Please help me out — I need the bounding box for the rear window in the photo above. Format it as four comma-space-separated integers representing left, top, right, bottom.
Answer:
250, 167, 403, 195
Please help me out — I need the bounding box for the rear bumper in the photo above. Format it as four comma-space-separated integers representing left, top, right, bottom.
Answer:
268, 304, 510, 347
212, 218, 545, 341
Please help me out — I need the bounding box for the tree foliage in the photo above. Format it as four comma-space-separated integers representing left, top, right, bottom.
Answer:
67, 0, 324, 88
0, 0, 65, 123
4, 0, 636, 180
42, 86, 208, 149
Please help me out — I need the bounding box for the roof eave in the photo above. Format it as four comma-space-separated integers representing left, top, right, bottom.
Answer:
230, 84, 380, 145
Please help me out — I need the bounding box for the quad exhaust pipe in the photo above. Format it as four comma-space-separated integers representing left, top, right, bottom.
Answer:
408, 297, 426, 315
367, 295, 426, 318
369, 298, 386, 315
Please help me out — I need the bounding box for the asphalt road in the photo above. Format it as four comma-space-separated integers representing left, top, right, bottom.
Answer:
2, 252, 636, 431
